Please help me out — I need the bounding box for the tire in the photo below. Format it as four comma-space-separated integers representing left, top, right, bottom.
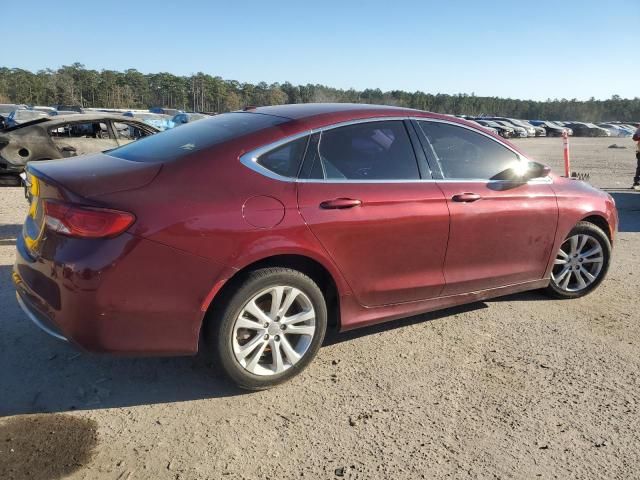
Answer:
544, 221, 611, 299
208, 267, 327, 390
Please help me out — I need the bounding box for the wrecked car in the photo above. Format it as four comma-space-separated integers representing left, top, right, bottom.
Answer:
6, 109, 52, 127
122, 111, 175, 131
172, 112, 209, 126
0, 114, 159, 177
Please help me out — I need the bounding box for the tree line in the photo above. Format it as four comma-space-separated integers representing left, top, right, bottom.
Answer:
1, 63, 638, 122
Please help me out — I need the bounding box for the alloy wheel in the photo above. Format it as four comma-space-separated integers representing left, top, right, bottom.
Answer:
232, 286, 316, 376
551, 234, 604, 292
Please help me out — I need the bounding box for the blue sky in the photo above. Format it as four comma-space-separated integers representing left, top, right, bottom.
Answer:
5, 1, 638, 100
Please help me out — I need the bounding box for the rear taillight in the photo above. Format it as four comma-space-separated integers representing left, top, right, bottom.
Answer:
44, 201, 135, 238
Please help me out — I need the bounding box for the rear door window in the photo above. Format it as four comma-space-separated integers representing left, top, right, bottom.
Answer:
49, 121, 118, 157
314, 121, 420, 180
108, 112, 288, 163
113, 121, 153, 146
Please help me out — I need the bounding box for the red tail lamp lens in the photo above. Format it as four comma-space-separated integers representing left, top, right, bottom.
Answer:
44, 201, 135, 238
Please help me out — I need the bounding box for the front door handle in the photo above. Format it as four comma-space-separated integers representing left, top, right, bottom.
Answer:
452, 193, 482, 203
320, 198, 362, 209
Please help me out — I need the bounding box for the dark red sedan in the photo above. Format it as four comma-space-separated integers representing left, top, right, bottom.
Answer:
13, 104, 618, 389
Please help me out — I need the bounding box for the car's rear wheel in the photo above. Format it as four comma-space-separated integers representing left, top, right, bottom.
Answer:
544, 221, 611, 299
209, 268, 327, 390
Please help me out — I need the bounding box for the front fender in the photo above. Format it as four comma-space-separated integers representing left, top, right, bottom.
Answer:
546, 177, 618, 277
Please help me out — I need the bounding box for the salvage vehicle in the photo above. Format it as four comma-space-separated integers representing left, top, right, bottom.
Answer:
490, 119, 528, 137
13, 104, 617, 390
150, 107, 182, 116
0, 114, 158, 176
529, 120, 568, 137
464, 119, 499, 135
53, 105, 84, 113
123, 111, 175, 131
517, 119, 546, 137
172, 112, 209, 126
31, 106, 57, 114
473, 119, 515, 138
485, 117, 536, 137
564, 122, 610, 137
597, 123, 632, 137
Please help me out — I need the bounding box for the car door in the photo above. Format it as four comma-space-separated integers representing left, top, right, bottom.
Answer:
415, 120, 558, 296
297, 119, 450, 307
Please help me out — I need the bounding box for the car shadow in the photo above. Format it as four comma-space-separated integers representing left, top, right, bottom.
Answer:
604, 190, 640, 233
486, 290, 550, 303
324, 302, 488, 345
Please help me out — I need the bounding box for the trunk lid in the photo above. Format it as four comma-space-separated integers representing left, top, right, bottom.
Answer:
26, 152, 162, 199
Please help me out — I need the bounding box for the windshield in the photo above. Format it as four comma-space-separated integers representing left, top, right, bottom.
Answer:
108, 112, 288, 163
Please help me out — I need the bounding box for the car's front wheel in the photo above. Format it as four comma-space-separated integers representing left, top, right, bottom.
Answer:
544, 221, 611, 299
209, 268, 327, 390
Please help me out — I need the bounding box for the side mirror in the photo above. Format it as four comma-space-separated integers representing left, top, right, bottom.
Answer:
495, 161, 551, 182
524, 162, 551, 180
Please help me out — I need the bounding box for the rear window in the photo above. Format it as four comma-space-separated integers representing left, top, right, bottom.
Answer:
108, 112, 288, 162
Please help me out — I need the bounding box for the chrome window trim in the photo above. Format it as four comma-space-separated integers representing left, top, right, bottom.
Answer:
238, 116, 553, 185
239, 130, 311, 183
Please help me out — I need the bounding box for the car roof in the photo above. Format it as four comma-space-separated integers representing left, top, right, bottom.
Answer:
50, 113, 149, 123
2, 113, 159, 132
248, 103, 419, 119
245, 103, 467, 131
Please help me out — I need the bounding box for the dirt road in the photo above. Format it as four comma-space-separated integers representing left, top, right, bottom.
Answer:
1, 137, 639, 479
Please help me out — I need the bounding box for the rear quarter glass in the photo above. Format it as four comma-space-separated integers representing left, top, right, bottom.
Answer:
108, 112, 288, 163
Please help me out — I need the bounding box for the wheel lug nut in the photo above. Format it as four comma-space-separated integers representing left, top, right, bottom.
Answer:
274, 335, 280, 341
281, 324, 286, 331
264, 334, 269, 340
264, 322, 269, 328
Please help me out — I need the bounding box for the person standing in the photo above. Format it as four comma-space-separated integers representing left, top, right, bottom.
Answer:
634, 126, 640, 190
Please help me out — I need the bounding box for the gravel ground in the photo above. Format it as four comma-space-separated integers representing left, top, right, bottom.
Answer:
1, 137, 639, 480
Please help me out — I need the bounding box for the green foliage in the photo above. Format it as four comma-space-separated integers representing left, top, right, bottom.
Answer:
1, 64, 638, 121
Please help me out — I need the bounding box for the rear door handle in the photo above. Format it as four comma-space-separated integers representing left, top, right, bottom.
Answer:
320, 198, 362, 209
452, 193, 482, 203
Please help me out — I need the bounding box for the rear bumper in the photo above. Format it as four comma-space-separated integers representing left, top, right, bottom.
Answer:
13, 230, 228, 355
15, 291, 68, 343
